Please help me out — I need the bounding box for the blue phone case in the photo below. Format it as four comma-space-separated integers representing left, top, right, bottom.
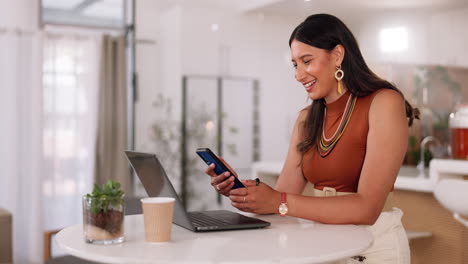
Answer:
196, 148, 245, 189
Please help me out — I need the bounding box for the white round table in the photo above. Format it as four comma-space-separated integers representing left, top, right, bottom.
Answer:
56, 214, 373, 264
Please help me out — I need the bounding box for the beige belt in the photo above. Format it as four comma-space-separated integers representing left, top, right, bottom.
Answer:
313, 187, 394, 212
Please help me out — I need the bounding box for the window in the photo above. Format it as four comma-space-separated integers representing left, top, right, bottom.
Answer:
41, 0, 127, 29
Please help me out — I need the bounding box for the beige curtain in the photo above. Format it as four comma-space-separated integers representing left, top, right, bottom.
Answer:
94, 35, 131, 194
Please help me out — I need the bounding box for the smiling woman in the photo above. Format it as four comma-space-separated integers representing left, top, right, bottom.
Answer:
205, 13, 419, 264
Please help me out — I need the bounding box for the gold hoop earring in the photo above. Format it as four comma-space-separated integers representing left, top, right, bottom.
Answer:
335, 65, 344, 95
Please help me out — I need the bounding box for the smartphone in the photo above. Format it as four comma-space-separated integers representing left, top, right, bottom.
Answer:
196, 147, 245, 189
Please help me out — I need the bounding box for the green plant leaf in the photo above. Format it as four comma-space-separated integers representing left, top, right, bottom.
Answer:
85, 180, 124, 214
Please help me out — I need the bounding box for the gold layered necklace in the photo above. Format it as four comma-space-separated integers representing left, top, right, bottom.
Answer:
318, 93, 357, 157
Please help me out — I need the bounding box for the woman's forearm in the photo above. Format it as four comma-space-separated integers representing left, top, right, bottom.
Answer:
285, 193, 380, 225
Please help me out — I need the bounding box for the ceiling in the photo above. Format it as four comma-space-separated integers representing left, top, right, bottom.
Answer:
42, 0, 468, 24
250, 0, 468, 18
157, 0, 468, 13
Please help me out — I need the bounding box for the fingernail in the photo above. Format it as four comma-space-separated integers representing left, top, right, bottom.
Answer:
224, 172, 230, 176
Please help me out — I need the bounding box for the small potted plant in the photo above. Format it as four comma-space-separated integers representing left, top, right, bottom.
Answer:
82, 180, 125, 244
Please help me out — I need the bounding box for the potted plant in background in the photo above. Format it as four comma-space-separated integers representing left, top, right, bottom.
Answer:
82, 180, 125, 244
148, 94, 239, 210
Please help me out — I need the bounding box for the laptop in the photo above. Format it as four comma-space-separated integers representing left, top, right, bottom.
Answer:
124, 151, 271, 232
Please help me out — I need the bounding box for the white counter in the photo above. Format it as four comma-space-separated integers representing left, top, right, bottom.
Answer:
394, 166, 434, 193
396, 159, 468, 192
252, 159, 468, 193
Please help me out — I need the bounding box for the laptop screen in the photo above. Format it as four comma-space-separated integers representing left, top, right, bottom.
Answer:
124, 151, 194, 230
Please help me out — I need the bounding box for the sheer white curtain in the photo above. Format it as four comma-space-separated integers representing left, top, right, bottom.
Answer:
42, 32, 101, 232
0, 29, 102, 263
0, 30, 43, 264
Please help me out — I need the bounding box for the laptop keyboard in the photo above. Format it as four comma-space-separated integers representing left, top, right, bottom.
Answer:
188, 212, 232, 227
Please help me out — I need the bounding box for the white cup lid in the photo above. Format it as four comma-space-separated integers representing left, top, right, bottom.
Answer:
141, 197, 175, 204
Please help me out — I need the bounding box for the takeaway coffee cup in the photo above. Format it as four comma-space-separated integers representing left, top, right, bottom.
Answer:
141, 197, 175, 242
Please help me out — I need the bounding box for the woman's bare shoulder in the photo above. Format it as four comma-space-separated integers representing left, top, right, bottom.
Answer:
369, 89, 406, 121
371, 88, 404, 104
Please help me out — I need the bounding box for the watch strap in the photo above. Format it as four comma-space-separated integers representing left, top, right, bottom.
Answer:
281, 192, 287, 203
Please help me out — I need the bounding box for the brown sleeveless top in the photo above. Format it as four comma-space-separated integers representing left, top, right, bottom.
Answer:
301, 89, 385, 192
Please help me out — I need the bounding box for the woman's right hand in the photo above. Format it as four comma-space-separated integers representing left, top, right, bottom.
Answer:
205, 159, 236, 196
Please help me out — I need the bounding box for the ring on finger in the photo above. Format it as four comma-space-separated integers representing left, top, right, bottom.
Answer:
243, 196, 246, 203
255, 178, 261, 186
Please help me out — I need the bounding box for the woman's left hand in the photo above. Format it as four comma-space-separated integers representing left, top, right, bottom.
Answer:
229, 180, 281, 214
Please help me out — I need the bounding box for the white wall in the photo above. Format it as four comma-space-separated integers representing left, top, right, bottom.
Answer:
134, 4, 468, 168
428, 8, 468, 67
180, 8, 307, 162
353, 8, 468, 67
355, 10, 429, 65
0, 0, 38, 30
133, 2, 184, 195
134, 1, 183, 152
134, 0, 161, 153
135, 4, 307, 165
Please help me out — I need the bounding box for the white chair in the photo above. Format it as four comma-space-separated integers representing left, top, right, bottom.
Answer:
434, 179, 468, 228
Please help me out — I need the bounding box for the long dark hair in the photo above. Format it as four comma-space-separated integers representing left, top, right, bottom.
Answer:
289, 14, 419, 154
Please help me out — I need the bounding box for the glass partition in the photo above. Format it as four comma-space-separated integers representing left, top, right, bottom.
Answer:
181, 76, 259, 211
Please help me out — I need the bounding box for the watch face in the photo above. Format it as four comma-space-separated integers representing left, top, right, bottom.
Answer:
279, 203, 288, 215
